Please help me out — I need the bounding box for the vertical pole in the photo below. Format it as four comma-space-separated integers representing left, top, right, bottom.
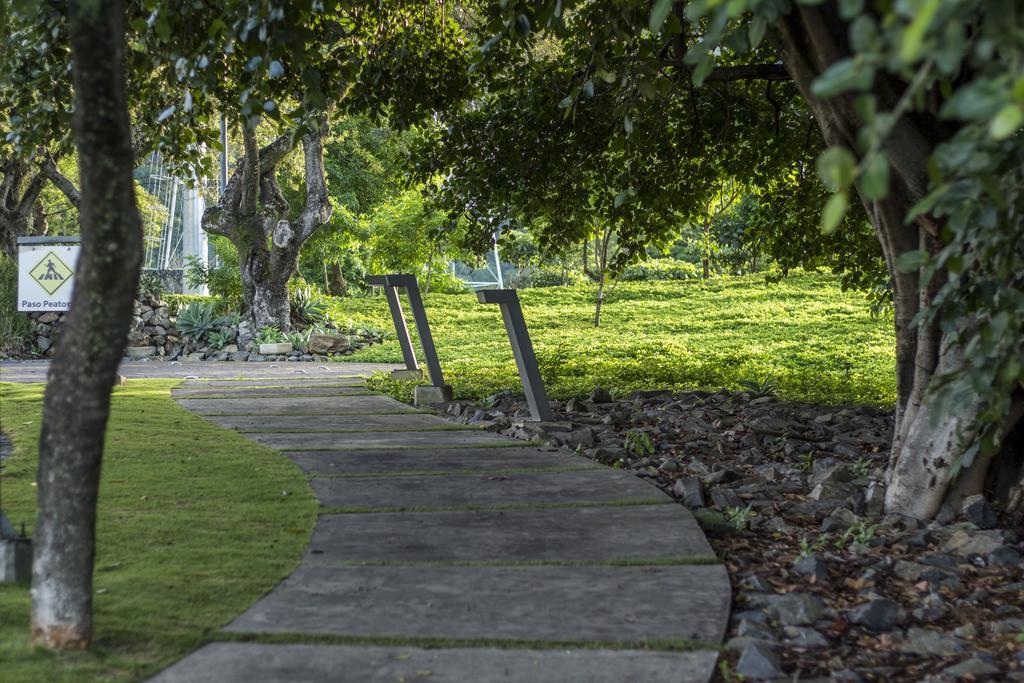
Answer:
383, 284, 419, 371
493, 241, 503, 288
404, 282, 445, 387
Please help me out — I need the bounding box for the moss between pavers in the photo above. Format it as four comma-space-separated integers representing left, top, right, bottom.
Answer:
236, 425, 475, 434
214, 630, 722, 653
0, 381, 318, 683
318, 498, 673, 515
312, 466, 598, 479
284, 440, 543, 452
304, 556, 721, 568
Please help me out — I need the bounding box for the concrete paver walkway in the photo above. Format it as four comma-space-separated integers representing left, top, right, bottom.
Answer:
134, 370, 733, 682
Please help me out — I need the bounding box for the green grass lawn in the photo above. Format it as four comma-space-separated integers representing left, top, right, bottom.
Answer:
330, 272, 897, 406
0, 381, 318, 682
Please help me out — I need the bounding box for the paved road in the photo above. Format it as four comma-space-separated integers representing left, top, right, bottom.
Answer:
107, 368, 729, 682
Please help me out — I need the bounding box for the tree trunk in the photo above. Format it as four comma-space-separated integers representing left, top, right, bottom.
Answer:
772, 5, 1019, 517
328, 262, 347, 297
32, 0, 142, 650
238, 236, 293, 331
594, 273, 604, 327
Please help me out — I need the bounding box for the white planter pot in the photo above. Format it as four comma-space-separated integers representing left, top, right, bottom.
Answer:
259, 342, 293, 355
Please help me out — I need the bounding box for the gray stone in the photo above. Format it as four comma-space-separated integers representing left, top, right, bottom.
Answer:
848, 598, 903, 632
415, 384, 453, 406
147, 643, 720, 683
308, 333, 350, 354
809, 463, 852, 486
311, 469, 666, 510
942, 529, 1011, 556
961, 494, 997, 529
125, 345, 156, 358
792, 554, 829, 582
735, 642, 782, 680
282, 447, 598, 476
898, 628, 965, 656
940, 655, 1000, 680
989, 545, 1022, 566
935, 503, 955, 525
222, 344, 239, 353
808, 481, 859, 501
259, 342, 293, 355
309, 505, 714, 562
185, 352, 205, 361
228, 351, 249, 362
760, 592, 823, 626
224, 565, 732, 644
991, 617, 1024, 634
673, 477, 705, 508
783, 626, 829, 648
709, 487, 742, 510
390, 368, 423, 381
588, 386, 613, 403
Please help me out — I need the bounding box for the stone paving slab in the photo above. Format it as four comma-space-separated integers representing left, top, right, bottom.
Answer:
224, 564, 731, 644
247, 429, 518, 450
283, 448, 600, 475
148, 643, 719, 683
206, 414, 474, 432
180, 378, 370, 387
177, 395, 418, 415
308, 505, 714, 561
172, 386, 372, 398
312, 469, 667, 509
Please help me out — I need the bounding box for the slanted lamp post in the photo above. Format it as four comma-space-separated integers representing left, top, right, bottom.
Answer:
367, 274, 452, 406
477, 288, 553, 422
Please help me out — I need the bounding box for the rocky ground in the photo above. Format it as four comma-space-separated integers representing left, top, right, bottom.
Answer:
438, 388, 1024, 682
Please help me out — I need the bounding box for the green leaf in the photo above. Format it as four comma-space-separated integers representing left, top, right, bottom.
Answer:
811, 58, 874, 98
748, 16, 767, 48
820, 193, 848, 235
649, 0, 674, 33
896, 250, 928, 272
815, 146, 857, 191
129, 18, 149, 33
861, 153, 890, 201
899, 0, 939, 64
989, 104, 1023, 140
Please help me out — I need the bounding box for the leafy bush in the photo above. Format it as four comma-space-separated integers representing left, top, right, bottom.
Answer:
138, 271, 167, 298
620, 259, 701, 282
526, 267, 582, 288
424, 269, 467, 294
175, 301, 217, 342
0, 254, 32, 354
183, 236, 242, 307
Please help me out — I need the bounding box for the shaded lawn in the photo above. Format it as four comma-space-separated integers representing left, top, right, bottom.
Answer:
0, 380, 318, 682
329, 272, 896, 406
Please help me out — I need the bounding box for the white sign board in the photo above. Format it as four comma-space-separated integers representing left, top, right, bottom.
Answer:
18, 242, 81, 312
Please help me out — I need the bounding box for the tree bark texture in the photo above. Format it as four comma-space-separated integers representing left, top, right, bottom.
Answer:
31, 0, 143, 650
772, 4, 1020, 517
202, 126, 332, 331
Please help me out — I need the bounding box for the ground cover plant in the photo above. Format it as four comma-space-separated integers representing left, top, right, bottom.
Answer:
0, 380, 318, 682
331, 272, 896, 407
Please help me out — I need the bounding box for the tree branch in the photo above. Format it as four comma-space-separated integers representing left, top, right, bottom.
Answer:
40, 158, 81, 209
295, 128, 332, 242
704, 63, 790, 82
239, 126, 260, 218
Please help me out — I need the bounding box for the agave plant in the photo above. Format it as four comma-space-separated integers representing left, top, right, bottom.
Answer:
175, 301, 217, 342
290, 285, 328, 326
284, 329, 310, 353
255, 326, 284, 346
206, 328, 232, 350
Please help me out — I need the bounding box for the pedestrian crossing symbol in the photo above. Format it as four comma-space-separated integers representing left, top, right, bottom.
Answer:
29, 251, 73, 295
